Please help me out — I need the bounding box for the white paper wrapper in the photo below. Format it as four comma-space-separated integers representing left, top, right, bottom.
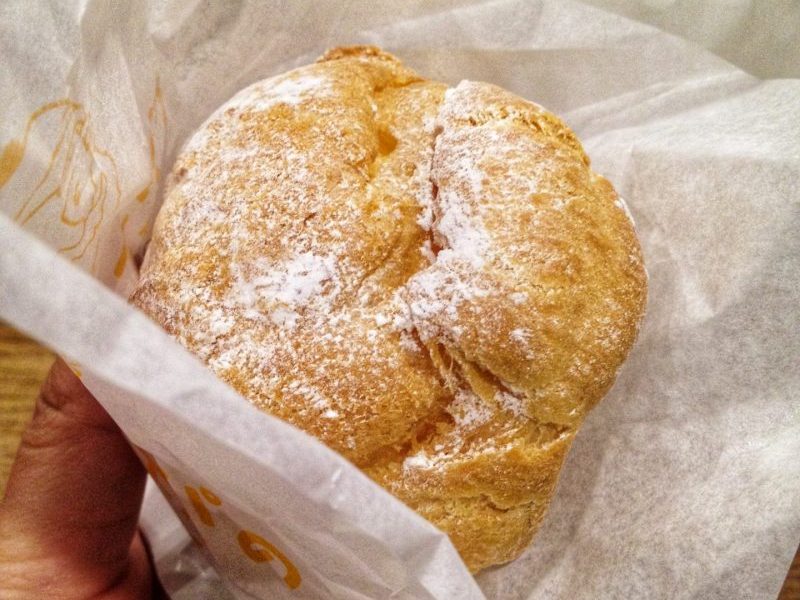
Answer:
1, 1, 798, 598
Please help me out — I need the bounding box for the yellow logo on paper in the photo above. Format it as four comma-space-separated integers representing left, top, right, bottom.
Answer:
238, 529, 302, 590
184, 482, 303, 590
1, 99, 121, 270
0, 80, 166, 278
133, 447, 303, 591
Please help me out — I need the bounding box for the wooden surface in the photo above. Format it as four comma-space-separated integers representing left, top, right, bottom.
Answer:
0, 321, 54, 497
0, 321, 798, 597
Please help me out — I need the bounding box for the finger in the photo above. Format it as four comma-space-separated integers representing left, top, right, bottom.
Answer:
0, 358, 152, 597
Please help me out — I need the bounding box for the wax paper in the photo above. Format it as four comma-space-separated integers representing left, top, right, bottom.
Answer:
1, 1, 798, 598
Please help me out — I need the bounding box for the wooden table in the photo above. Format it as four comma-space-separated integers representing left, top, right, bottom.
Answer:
0, 321, 797, 598
0, 322, 53, 497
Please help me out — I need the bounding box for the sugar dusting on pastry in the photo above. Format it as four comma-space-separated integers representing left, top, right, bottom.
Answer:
131, 46, 647, 572
234, 251, 340, 329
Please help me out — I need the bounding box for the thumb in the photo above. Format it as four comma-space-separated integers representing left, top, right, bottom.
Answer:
0, 358, 154, 598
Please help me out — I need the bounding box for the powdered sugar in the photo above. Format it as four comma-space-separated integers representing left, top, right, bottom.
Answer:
400, 82, 497, 343
398, 330, 421, 353
495, 390, 527, 419
404, 268, 489, 340
510, 292, 528, 305
510, 328, 530, 343
448, 388, 492, 428
413, 142, 436, 232
433, 197, 488, 269
240, 74, 332, 112
402, 438, 516, 473
233, 252, 338, 330
287, 381, 329, 411
208, 309, 235, 337
257, 252, 336, 308
420, 238, 437, 262
429, 97, 490, 269
403, 452, 436, 470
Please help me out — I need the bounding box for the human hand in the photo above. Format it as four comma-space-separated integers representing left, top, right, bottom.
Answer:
0, 358, 163, 599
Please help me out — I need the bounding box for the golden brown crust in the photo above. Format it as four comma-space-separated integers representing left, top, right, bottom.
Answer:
131, 46, 647, 572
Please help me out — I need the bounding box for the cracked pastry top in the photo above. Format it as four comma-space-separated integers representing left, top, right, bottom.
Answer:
131, 46, 648, 573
